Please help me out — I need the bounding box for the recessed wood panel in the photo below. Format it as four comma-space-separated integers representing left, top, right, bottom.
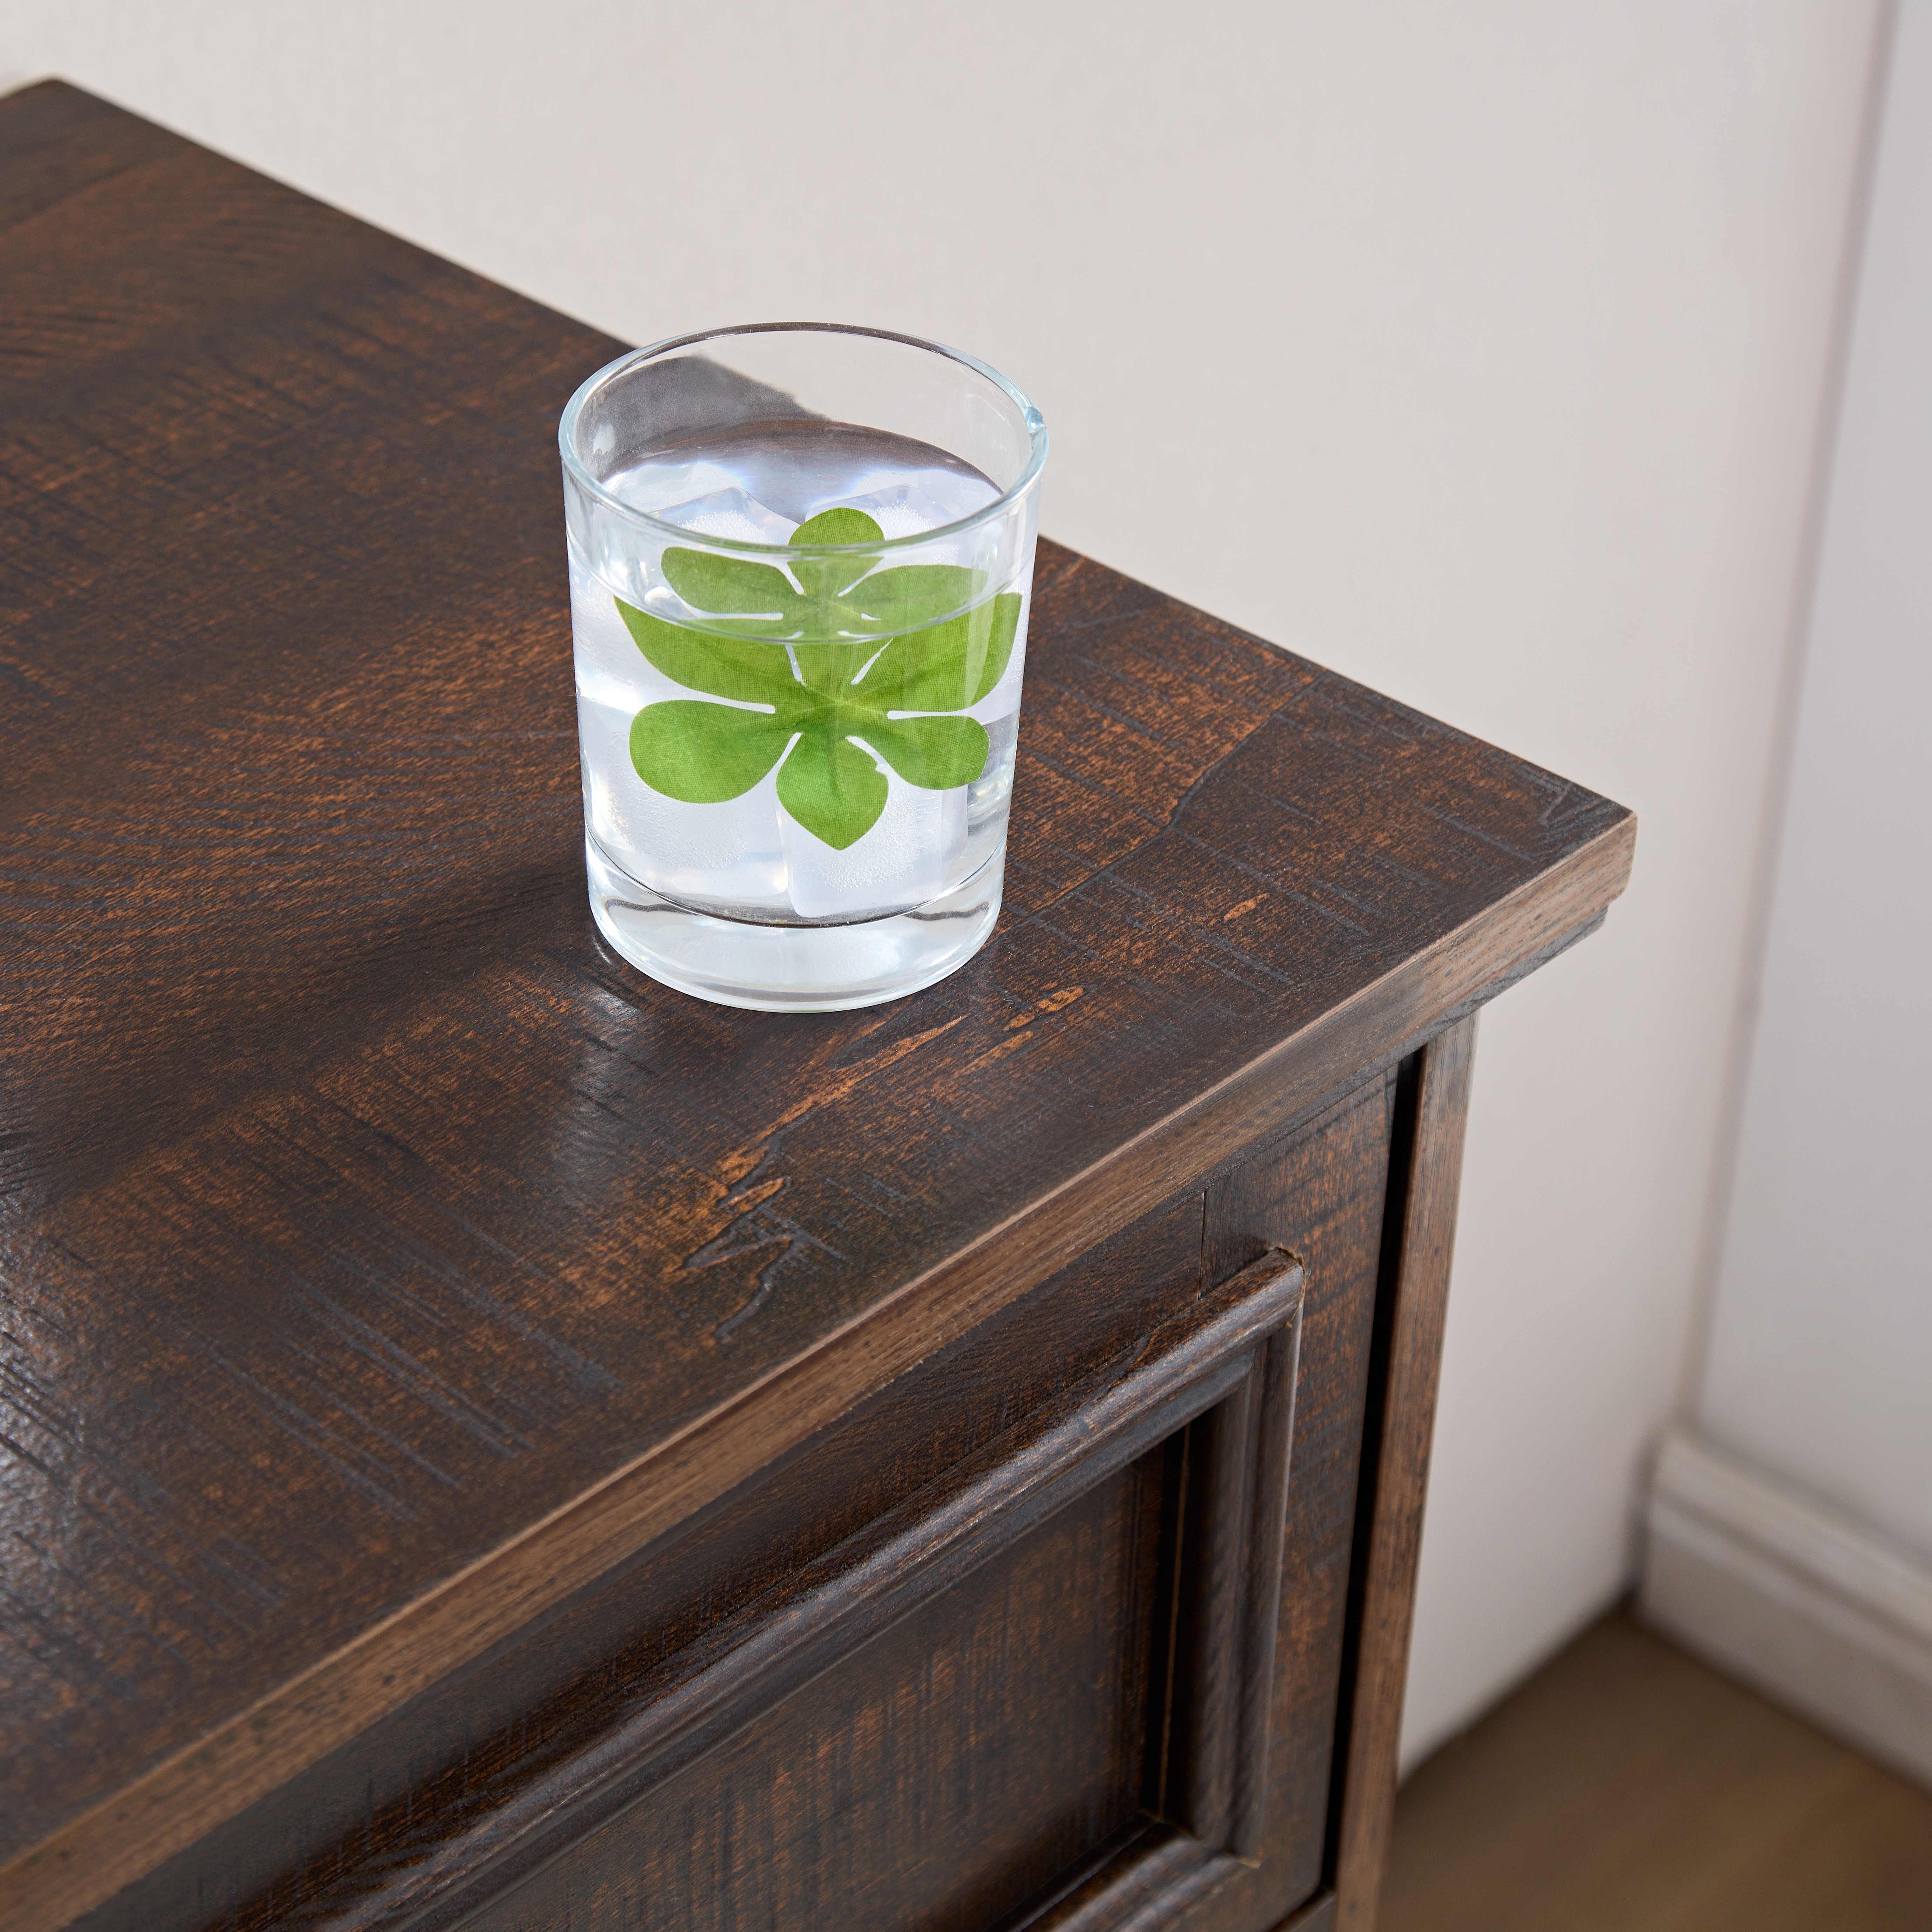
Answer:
74, 1197, 1208, 1932
142, 1253, 1303, 1932
460, 1452, 1167, 1932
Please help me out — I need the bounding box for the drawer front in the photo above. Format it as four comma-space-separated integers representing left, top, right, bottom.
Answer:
86, 1076, 1394, 1932
444, 1252, 1306, 1932
462, 1450, 1172, 1932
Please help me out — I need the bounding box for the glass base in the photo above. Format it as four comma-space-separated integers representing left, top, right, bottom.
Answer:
585, 834, 1003, 1012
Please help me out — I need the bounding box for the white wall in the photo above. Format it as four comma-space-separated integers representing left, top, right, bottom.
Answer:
1698, 0, 1932, 1560
1639, 29, 1932, 1764
0, 1, 1887, 1762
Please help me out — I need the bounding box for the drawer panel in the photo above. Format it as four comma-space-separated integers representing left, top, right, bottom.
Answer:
82, 1197, 1210, 1932
462, 1452, 1169, 1932
259, 1250, 1309, 1932
84, 1076, 1391, 1932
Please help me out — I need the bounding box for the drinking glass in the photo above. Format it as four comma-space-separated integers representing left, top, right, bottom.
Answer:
559, 325, 1047, 1011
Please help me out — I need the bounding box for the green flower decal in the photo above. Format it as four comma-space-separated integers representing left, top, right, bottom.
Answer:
616, 508, 1019, 850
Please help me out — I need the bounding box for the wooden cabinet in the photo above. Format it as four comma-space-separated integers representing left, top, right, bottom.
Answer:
0, 82, 1634, 1932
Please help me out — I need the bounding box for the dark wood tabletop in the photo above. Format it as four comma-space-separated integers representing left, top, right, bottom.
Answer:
0, 81, 1634, 1932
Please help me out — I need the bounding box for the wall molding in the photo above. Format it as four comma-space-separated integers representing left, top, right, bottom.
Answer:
1639, 1427, 1932, 1789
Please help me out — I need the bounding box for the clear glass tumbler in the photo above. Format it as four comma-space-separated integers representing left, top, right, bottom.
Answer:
559, 325, 1047, 1012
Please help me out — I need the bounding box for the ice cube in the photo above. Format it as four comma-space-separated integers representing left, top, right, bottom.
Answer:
572, 551, 683, 710
654, 485, 796, 547
571, 551, 789, 902
834, 480, 990, 541
963, 589, 1030, 725
608, 459, 746, 518
643, 769, 789, 903
782, 742, 968, 921
578, 686, 790, 903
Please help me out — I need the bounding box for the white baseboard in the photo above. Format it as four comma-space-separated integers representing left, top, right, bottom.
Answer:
1639, 1426, 1932, 1789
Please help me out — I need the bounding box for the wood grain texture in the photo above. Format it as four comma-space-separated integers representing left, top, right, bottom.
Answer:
458, 1457, 1171, 1932
1331, 1017, 1479, 1931
1171, 1074, 1401, 1932
1277, 1900, 1339, 1932
235, 1253, 1303, 1932
406, 1254, 1304, 1932
1166, 1373, 1263, 1849
103, 1100, 1372, 1932
81, 1194, 1214, 1932
1009, 1823, 1234, 1931
0, 80, 1631, 1930
1232, 1322, 1300, 1861
1003, 1299, 1304, 1932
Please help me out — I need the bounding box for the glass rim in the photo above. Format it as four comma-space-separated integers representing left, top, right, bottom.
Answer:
557, 322, 1048, 556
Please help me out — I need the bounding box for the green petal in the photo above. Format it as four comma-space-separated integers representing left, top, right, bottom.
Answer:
788, 508, 887, 606
775, 732, 889, 849
854, 593, 1021, 713
629, 701, 793, 802
859, 714, 991, 791
788, 518, 885, 622
790, 638, 879, 698
962, 593, 1021, 704
790, 507, 885, 547
662, 547, 803, 627
845, 563, 984, 634
615, 597, 800, 704
789, 508, 885, 552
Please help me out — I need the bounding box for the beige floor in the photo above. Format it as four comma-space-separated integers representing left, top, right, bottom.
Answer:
1381, 1611, 1932, 1932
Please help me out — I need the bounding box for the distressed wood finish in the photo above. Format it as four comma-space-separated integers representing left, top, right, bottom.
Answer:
1, 80, 1633, 1932
1332, 1018, 1480, 1929
435, 1255, 1304, 1932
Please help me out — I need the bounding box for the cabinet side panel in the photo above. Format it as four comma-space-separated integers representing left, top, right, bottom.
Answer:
1333, 1017, 1476, 1930
1190, 1070, 1400, 1929
457, 1454, 1168, 1932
